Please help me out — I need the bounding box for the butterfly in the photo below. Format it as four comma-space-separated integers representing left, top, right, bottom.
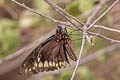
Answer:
20, 26, 77, 74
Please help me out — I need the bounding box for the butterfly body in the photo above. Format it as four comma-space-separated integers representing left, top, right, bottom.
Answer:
20, 26, 77, 74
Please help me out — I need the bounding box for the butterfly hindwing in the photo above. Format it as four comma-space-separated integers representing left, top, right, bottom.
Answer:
20, 35, 56, 74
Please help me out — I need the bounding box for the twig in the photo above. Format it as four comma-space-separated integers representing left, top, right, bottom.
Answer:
11, 0, 71, 26
71, 31, 86, 80
94, 25, 120, 33
86, 0, 109, 25
84, 0, 109, 46
88, 31, 120, 43
87, 0, 119, 30
58, 10, 82, 31
44, 0, 85, 26
70, 0, 116, 79
70, 0, 119, 79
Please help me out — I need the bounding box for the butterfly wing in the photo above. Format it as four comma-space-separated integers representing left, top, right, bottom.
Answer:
20, 35, 68, 74
60, 43, 70, 64
64, 44, 77, 61
19, 34, 56, 74
20, 26, 77, 74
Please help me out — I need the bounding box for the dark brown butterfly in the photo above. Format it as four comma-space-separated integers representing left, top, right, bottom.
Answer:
20, 26, 77, 74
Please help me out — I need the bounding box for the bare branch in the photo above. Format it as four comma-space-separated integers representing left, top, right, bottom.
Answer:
11, 0, 70, 26
84, 0, 109, 46
86, 0, 109, 25
87, 0, 119, 30
58, 10, 82, 31
44, 0, 85, 26
71, 31, 86, 80
88, 31, 120, 43
94, 25, 120, 33
69, 0, 116, 78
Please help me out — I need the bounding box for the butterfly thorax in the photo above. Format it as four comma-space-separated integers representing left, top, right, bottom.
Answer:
55, 26, 70, 45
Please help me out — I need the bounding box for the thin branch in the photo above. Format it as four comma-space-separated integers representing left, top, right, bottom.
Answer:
84, 0, 109, 46
58, 10, 83, 31
86, 0, 109, 25
11, 0, 71, 26
69, 0, 115, 78
71, 31, 86, 80
44, 0, 85, 26
87, 0, 119, 30
88, 31, 120, 43
94, 25, 120, 33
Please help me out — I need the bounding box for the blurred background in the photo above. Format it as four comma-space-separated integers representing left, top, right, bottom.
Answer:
0, 0, 120, 80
